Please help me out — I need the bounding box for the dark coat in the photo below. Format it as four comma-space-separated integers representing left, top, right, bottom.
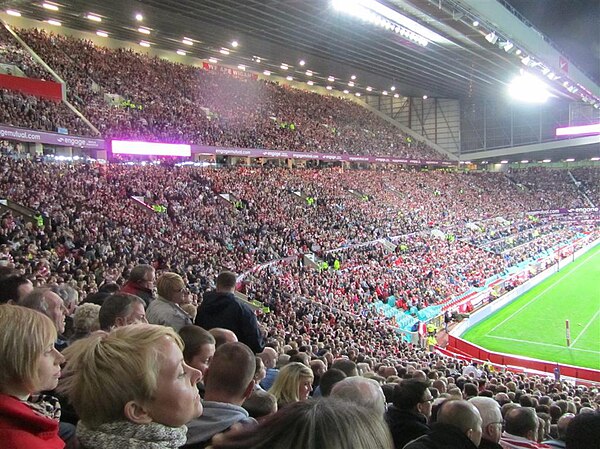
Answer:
385, 406, 430, 449
404, 423, 480, 449
195, 291, 264, 353
479, 438, 503, 449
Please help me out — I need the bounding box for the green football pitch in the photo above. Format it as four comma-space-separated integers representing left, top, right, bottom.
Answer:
462, 244, 600, 370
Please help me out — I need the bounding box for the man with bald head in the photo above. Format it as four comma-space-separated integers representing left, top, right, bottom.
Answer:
209, 327, 238, 348
542, 413, 574, 448
331, 377, 386, 417
404, 399, 482, 449
258, 347, 279, 390
470, 397, 503, 449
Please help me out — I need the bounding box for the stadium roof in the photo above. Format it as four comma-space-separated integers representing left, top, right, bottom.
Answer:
4, 0, 599, 105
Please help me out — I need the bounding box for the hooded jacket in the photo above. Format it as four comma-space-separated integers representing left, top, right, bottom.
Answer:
195, 291, 264, 353
184, 401, 257, 449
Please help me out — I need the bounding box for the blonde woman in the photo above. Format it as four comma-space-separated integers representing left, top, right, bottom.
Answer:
60, 324, 202, 449
0, 304, 65, 449
268, 362, 314, 408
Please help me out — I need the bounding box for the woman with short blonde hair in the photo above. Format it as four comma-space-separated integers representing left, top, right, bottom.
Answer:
60, 324, 203, 448
268, 362, 314, 408
0, 304, 65, 449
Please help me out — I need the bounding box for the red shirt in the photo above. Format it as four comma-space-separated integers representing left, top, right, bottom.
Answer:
0, 394, 64, 449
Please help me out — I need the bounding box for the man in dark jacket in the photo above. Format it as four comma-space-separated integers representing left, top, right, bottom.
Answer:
385, 379, 432, 449
195, 271, 264, 353
119, 264, 155, 307
404, 399, 482, 449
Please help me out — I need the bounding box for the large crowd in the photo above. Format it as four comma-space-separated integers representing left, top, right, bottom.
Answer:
0, 23, 599, 449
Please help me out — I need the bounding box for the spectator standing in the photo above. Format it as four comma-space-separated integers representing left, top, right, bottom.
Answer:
195, 271, 264, 353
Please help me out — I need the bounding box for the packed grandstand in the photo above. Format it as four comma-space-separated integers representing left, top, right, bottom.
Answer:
0, 10, 599, 449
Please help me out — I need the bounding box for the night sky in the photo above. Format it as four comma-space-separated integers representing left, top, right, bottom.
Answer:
507, 0, 600, 84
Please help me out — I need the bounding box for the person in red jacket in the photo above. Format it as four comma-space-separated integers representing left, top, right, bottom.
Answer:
0, 304, 65, 449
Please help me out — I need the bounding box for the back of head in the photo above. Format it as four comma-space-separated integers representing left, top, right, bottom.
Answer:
319, 368, 347, 397
128, 264, 154, 283
216, 271, 237, 292
330, 359, 358, 377
469, 397, 502, 443
0, 275, 32, 304
438, 399, 483, 446
565, 412, 600, 449
210, 327, 238, 348
59, 324, 182, 428
18, 288, 50, 314
210, 398, 394, 449
98, 293, 144, 331
205, 342, 255, 401
505, 407, 538, 438
72, 303, 101, 335
0, 304, 56, 392
242, 390, 277, 419
392, 378, 430, 410
331, 377, 386, 416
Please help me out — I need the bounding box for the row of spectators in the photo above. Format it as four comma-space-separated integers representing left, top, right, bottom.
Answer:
6, 28, 439, 158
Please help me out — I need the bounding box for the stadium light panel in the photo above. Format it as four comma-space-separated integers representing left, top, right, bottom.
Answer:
177, 50, 186, 56
366, 86, 372, 92
472, 20, 479, 27
351, 75, 357, 80
422, 95, 428, 99
96, 30, 108, 37
286, 76, 293, 81
280, 63, 288, 70
555, 123, 600, 137
299, 60, 306, 66
138, 27, 150, 35
500, 160, 508, 164
135, 13, 143, 21
382, 91, 388, 95
42, 3, 59, 11
326, 85, 333, 90
591, 157, 600, 161
237, 64, 245, 70
509, 73, 551, 103
391, 86, 396, 91
182, 38, 193, 46
394, 93, 399, 98
542, 159, 551, 163
208, 57, 218, 63
220, 48, 230, 55
6, 9, 21, 16
348, 81, 354, 87
307, 80, 314, 85
355, 92, 361, 96
263, 70, 271, 76
139, 41, 150, 47
306, 70, 313, 76
521, 160, 529, 163
328, 76, 335, 82
231, 40, 238, 47
565, 158, 575, 162
87, 13, 102, 22
343, 89, 349, 94
47, 19, 61, 26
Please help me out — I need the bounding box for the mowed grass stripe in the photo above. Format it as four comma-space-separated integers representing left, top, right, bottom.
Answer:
462, 244, 600, 370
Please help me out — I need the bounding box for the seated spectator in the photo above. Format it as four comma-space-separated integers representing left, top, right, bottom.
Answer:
500, 407, 550, 449
565, 411, 600, 449
185, 342, 257, 449
68, 303, 100, 343
209, 398, 394, 449
330, 359, 359, 377
0, 275, 33, 304
242, 390, 278, 421
470, 396, 504, 449
385, 379, 432, 449
195, 271, 264, 353
19, 288, 68, 351
119, 264, 155, 307
146, 272, 193, 331
210, 328, 238, 348
258, 347, 279, 390
253, 357, 267, 390
330, 376, 386, 417
317, 368, 347, 397
0, 304, 65, 449
98, 293, 147, 331
543, 412, 574, 448
59, 324, 202, 448
179, 325, 216, 379
404, 399, 482, 449
268, 362, 314, 409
